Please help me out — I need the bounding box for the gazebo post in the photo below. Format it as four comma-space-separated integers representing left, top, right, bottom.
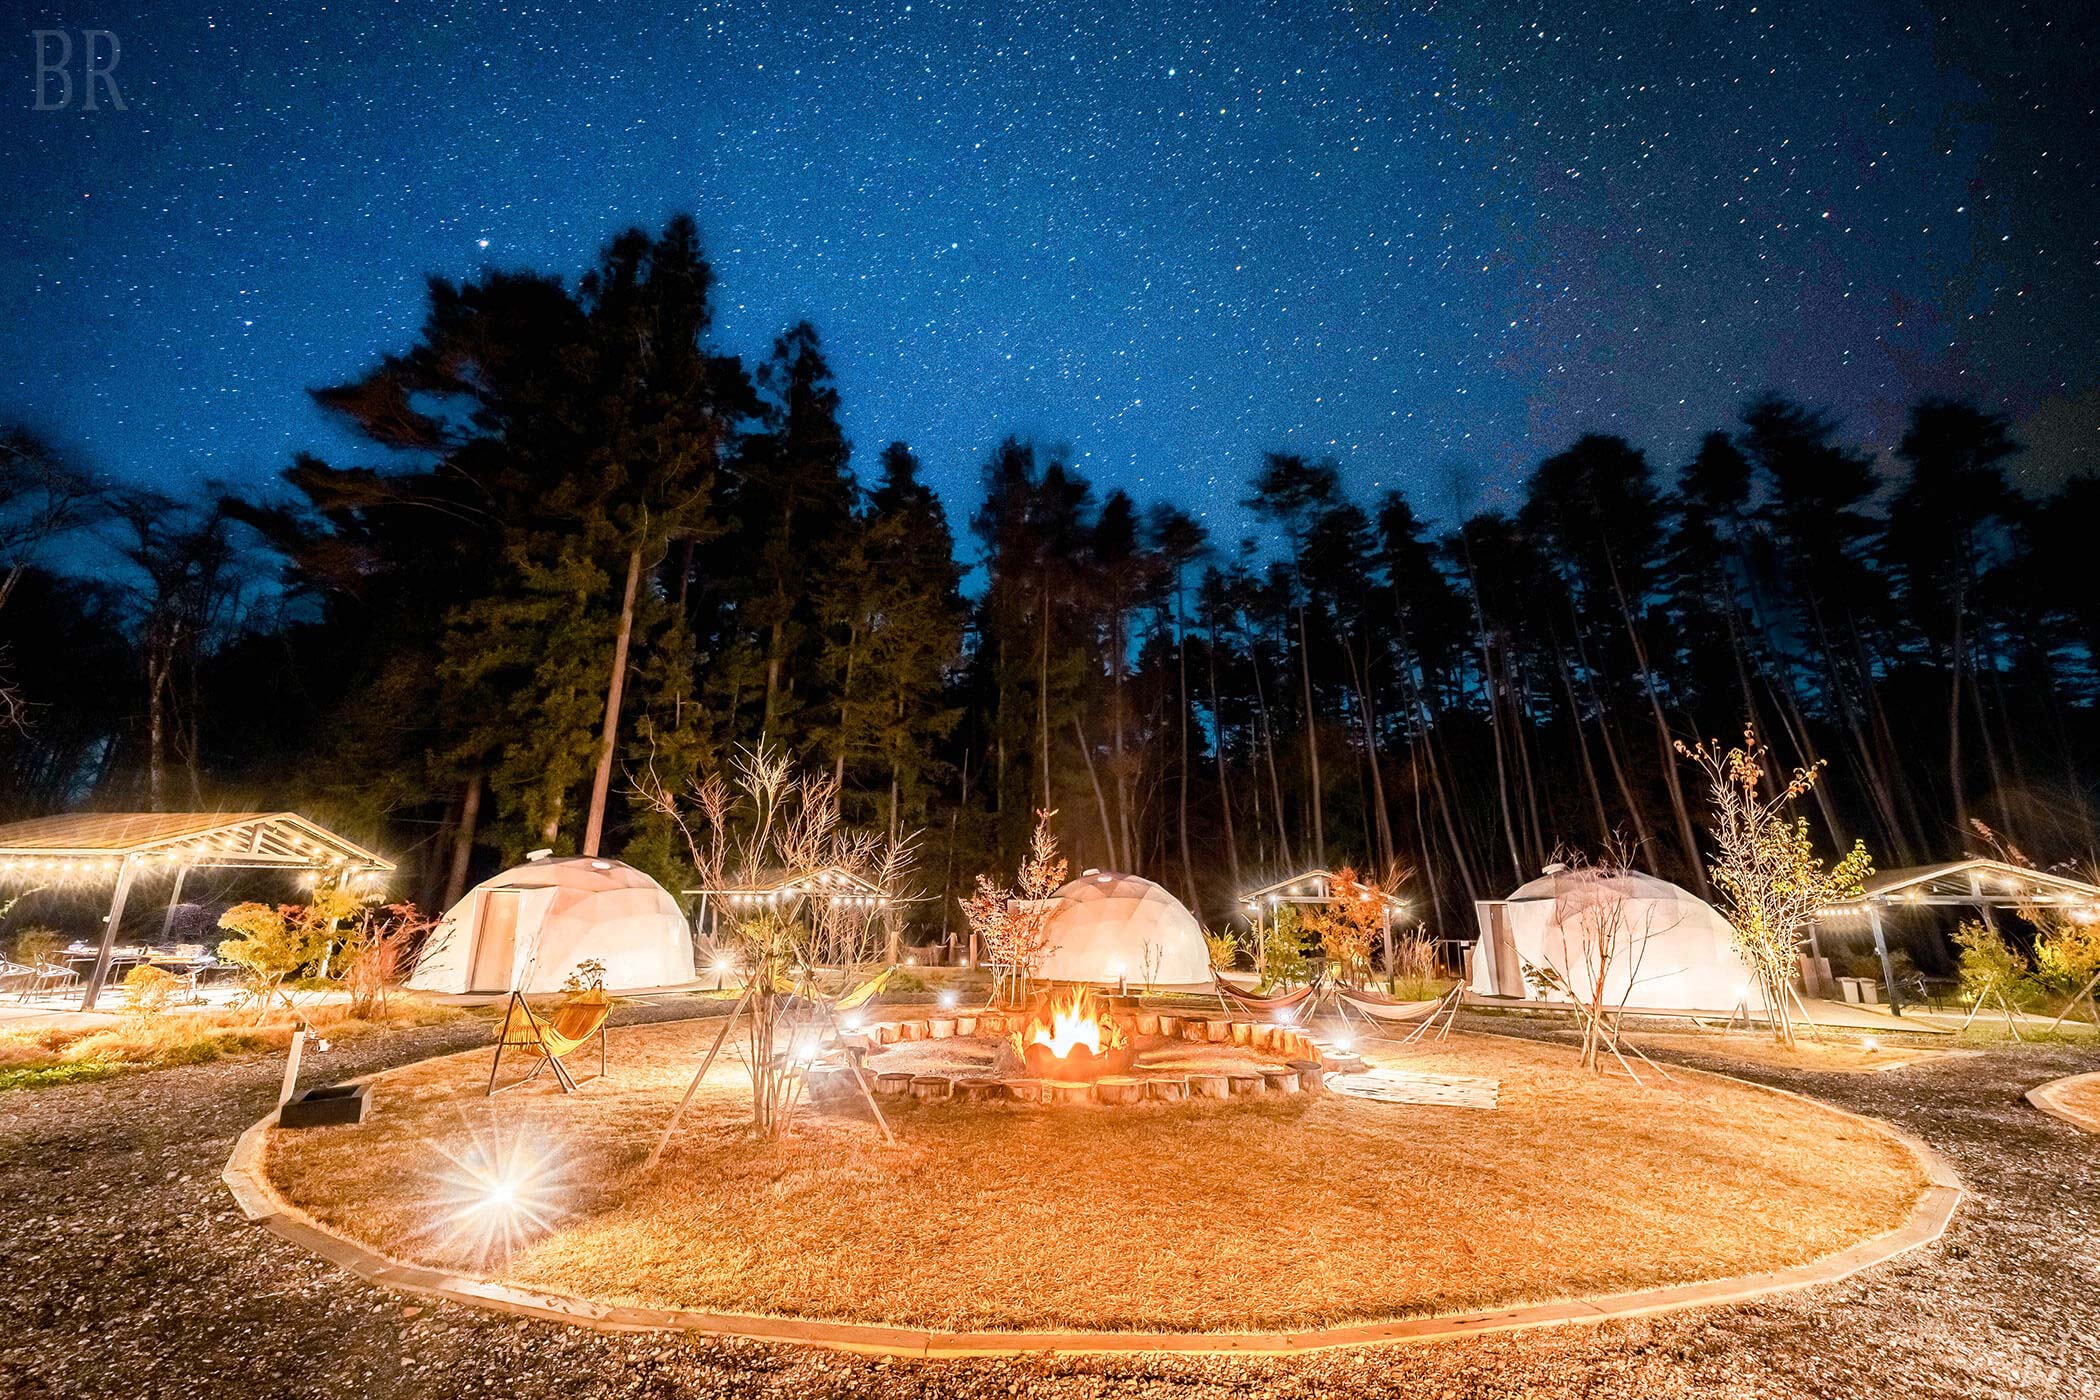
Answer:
1866, 903, 1903, 1017
159, 863, 190, 940
80, 855, 140, 1012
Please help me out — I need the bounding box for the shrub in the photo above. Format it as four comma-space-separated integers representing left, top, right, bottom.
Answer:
562, 957, 608, 995
1953, 921, 2040, 1010
10, 926, 63, 965
2035, 919, 2100, 996
122, 965, 182, 1019
1257, 907, 1309, 991
1203, 930, 1240, 972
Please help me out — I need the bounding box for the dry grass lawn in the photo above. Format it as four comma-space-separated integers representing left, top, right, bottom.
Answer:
265, 1018, 1925, 1333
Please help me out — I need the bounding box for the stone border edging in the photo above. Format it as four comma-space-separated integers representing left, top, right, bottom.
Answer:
2025, 1070, 2100, 1133
222, 1037, 1964, 1359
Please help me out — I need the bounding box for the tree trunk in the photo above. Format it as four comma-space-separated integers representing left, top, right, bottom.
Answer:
1206, 628, 1243, 899
1297, 605, 1325, 867
1075, 716, 1115, 869
443, 772, 484, 909
584, 543, 644, 858
1176, 588, 1200, 919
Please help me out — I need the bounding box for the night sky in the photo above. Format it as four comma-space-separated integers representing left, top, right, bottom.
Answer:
6, 1, 2098, 536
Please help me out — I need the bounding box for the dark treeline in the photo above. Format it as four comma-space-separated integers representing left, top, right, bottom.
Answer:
6, 214, 2098, 949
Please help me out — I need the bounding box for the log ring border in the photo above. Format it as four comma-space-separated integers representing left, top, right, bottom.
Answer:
224, 1032, 1963, 1359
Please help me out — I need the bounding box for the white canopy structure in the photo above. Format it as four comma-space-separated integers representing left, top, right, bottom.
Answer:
1037, 870, 1210, 986
408, 855, 694, 995
1471, 867, 1753, 1014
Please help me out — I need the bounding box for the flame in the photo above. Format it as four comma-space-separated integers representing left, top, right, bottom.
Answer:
1030, 987, 1104, 1058
1015, 986, 1129, 1063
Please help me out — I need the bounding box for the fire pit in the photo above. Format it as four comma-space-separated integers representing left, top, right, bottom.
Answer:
1015, 987, 1135, 1081
849, 993, 1339, 1107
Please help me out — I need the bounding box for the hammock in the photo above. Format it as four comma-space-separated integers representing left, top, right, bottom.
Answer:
1212, 975, 1314, 1014
487, 990, 611, 1095
786, 965, 896, 1019
1333, 985, 1442, 1024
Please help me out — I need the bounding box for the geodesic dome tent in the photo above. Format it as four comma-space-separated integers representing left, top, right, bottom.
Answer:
1470, 866, 1753, 1013
1036, 870, 1211, 986
408, 854, 694, 994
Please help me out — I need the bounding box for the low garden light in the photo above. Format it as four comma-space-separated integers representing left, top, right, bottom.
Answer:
431, 1129, 566, 1266
937, 989, 959, 1010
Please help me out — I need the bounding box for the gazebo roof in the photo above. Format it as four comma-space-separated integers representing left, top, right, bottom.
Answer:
0, 811, 392, 872
1839, 857, 2100, 908
684, 863, 907, 904
1239, 868, 1408, 908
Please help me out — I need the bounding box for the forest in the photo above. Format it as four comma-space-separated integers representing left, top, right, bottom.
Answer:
5, 213, 2097, 959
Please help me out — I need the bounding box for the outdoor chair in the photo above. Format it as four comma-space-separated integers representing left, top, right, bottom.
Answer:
0, 960, 39, 1000
27, 960, 81, 1002
486, 989, 611, 1096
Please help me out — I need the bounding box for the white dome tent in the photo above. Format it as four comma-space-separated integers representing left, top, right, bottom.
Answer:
1036, 870, 1210, 987
1470, 866, 1755, 1014
408, 854, 695, 995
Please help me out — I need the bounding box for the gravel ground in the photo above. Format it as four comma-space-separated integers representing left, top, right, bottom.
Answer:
1, 1005, 2094, 1400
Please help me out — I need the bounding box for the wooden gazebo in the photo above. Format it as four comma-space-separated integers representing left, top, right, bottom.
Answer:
1816, 857, 2100, 1015
0, 811, 393, 1009
683, 864, 915, 962
1238, 868, 1413, 974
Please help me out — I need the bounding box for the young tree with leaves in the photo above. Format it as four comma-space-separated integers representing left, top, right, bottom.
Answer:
1679, 726, 1873, 1046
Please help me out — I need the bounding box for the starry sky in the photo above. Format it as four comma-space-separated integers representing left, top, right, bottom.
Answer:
5, 1, 2098, 538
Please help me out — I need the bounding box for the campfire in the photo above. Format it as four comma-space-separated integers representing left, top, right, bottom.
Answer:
1013, 986, 1134, 1081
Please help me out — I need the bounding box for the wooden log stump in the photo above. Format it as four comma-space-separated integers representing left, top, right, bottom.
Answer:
1288, 1058, 1324, 1092
956, 1076, 1004, 1103
896, 1020, 927, 1042
1204, 1018, 1232, 1043
1261, 1067, 1300, 1094
954, 1014, 978, 1036
977, 1012, 1007, 1035
910, 1075, 952, 1103
875, 1022, 900, 1045
1229, 1020, 1254, 1046
873, 1071, 914, 1097
1228, 1072, 1265, 1096
1182, 1019, 1209, 1043
1188, 1073, 1231, 1099
1046, 1081, 1093, 1106
1146, 1076, 1189, 1103
1323, 1053, 1368, 1075
1248, 1024, 1275, 1052
1095, 1076, 1144, 1106
1134, 1012, 1161, 1036
1158, 1015, 1182, 1037
927, 1016, 957, 1040
1004, 1078, 1044, 1103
